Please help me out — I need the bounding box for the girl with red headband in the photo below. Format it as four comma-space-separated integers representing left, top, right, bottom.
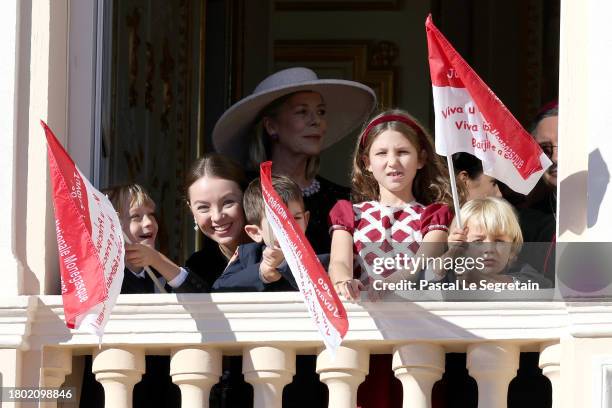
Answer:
328, 109, 454, 301
327, 109, 454, 408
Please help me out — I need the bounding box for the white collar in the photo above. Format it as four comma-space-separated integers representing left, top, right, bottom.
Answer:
128, 267, 146, 279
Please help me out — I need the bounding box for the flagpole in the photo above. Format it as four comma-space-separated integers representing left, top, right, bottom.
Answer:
446, 155, 463, 228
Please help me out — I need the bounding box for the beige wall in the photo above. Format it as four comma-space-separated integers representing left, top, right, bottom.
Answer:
563, 337, 612, 407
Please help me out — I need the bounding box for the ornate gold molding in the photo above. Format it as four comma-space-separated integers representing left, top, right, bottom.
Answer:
274, 40, 398, 108
275, 0, 401, 11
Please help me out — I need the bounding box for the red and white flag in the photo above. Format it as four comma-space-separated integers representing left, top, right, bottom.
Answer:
260, 162, 348, 353
426, 15, 552, 195
43, 121, 124, 337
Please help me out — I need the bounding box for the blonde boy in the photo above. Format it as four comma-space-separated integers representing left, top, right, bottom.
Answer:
448, 197, 551, 287
104, 184, 204, 293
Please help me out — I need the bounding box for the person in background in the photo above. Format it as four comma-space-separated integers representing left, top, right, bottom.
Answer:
447, 197, 552, 288
532, 102, 558, 194
328, 109, 454, 408
328, 109, 453, 302
182, 153, 252, 292
103, 183, 191, 293
212, 175, 310, 292
212, 67, 376, 254
181, 154, 255, 407
501, 101, 558, 283
452, 152, 502, 205
213, 67, 373, 406
81, 184, 184, 408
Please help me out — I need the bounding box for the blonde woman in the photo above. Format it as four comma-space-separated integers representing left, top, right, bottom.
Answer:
213, 67, 376, 253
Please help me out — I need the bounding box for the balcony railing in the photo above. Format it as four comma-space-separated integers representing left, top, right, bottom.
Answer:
7, 292, 612, 407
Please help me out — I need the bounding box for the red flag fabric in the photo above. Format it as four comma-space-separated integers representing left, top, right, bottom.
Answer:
42, 121, 124, 336
426, 15, 552, 194
260, 162, 348, 352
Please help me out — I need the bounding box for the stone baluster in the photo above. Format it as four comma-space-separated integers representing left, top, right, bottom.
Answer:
92, 347, 145, 408
467, 343, 519, 408
392, 343, 445, 408
170, 347, 221, 408
40, 348, 72, 408
316, 346, 369, 408
243, 346, 295, 408
539, 341, 561, 408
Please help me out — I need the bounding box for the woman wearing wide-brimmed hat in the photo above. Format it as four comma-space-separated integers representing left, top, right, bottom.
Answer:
213, 67, 376, 253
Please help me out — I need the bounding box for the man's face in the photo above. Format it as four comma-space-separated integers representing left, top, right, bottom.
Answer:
533, 116, 558, 188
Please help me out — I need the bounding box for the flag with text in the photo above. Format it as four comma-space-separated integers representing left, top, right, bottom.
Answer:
260, 162, 348, 353
43, 121, 124, 337
426, 15, 551, 194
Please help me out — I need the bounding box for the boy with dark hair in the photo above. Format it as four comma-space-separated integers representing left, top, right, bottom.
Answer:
212, 175, 318, 291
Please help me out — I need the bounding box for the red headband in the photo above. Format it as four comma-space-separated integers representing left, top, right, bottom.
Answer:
359, 114, 425, 148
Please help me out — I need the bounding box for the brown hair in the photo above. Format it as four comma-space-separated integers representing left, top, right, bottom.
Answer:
452, 152, 484, 205
185, 153, 247, 202
351, 109, 453, 207
247, 91, 320, 179
102, 183, 155, 219
243, 175, 304, 226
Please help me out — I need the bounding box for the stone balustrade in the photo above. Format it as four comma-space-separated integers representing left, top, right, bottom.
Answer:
39, 341, 555, 408
4, 293, 612, 407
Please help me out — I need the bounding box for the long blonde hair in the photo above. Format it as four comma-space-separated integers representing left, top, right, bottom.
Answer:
351, 109, 452, 207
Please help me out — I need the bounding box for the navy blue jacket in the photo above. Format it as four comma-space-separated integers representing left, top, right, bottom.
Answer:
212, 242, 330, 292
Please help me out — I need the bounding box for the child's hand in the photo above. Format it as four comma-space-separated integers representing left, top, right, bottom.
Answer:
263, 246, 285, 268
125, 243, 159, 268
448, 226, 468, 253
260, 247, 285, 283
333, 278, 363, 302
366, 279, 382, 302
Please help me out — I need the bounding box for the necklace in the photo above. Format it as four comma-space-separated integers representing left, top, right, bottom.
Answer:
302, 179, 321, 197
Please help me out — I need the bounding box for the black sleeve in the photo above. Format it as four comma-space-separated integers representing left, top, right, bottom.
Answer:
175, 242, 228, 293
172, 269, 210, 293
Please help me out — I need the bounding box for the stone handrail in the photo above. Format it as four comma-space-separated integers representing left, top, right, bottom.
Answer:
4, 293, 612, 407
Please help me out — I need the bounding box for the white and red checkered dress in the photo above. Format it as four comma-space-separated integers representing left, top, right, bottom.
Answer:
329, 200, 452, 282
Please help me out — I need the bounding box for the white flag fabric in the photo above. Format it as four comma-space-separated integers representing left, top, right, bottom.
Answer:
426, 15, 552, 195
43, 121, 124, 337
260, 162, 348, 354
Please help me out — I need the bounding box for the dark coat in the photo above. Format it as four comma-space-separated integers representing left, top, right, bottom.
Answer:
211, 242, 299, 292
120, 267, 171, 294
173, 238, 229, 293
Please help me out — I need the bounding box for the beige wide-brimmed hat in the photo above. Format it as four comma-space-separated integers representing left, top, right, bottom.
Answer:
212, 67, 377, 159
